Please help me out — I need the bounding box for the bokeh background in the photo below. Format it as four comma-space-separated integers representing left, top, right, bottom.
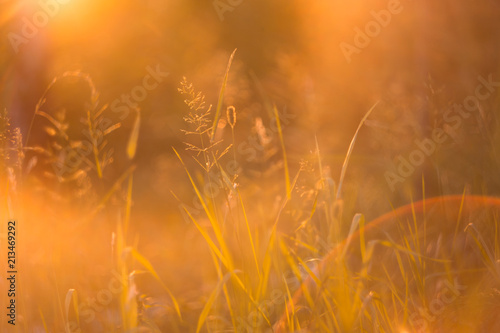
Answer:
1, 0, 500, 331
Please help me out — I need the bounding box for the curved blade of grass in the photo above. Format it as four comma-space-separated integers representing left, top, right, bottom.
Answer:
86, 109, 103, 179
211, 49, 237, 142
175, 163, 272, 327
320, 293, 341, 332
196, 271, 235, 333
273, 168, 302, 229
381, 265, 407, 312
256, 222, 277, 301
39, 307, 49, 332
282, 234, 319, 253
127, 109, 141, 160
173, 147, 234, 269
283, 272, 295, 331
465, 223, 499, 277
26, 78, 56, 146
130, 248, 182, 320
64, 289, 79, 333
218, 163, 237, 196
279, 239, 314, 308
315, 134, 323, 181
206, 246, 237, 333
291, 249, 320, 287
174, 148, 273, 326
453, 189, 467, 244
296, 191, 319, 233
340, 213, 363, 260
376, 239, 450, 263
123, 174, 134, 237
83, 165, 136, 226
337, 100, 379, 200
359, 213, 367, 262
237, 188, 261, 278
180, 205, 231, 270
124, 272, 138, 331
314, 134, 337, 202
248, 70, 274, 119
273, 104, 291, 199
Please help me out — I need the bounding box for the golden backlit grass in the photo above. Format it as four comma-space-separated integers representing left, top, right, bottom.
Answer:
1, 48, 500, 333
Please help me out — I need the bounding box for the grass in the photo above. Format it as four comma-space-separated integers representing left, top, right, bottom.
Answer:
1, 53, 499, 333
170, 59, 500, 332
275, 195, 500, 332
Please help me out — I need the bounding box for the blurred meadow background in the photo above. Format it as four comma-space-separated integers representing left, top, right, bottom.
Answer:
1, 0, 500, 332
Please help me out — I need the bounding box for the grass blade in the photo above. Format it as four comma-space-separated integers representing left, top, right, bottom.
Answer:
180, 205, 231, 270
64, 289, 79, 333
273, 104, 291, 198
211, 49, 237, 142
173, 147, 234, 269
130, 248, 182, 320
465, 223, 499, 277
237, 188, 261, 278
196, 271, 234, 333
86, 109, 103, 178
256, 222, 277, 301
39, 307, 49, 332
337, 100, 379, 200
127, 109, 141, 160
340, 213, 363, 260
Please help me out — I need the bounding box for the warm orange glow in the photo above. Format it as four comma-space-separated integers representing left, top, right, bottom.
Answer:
1, 1, 500, 332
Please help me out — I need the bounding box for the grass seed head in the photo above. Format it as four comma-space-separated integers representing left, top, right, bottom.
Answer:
227, 105, 236, 129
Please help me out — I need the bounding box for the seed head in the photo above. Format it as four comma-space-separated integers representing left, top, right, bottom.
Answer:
227, 105, 236, 129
